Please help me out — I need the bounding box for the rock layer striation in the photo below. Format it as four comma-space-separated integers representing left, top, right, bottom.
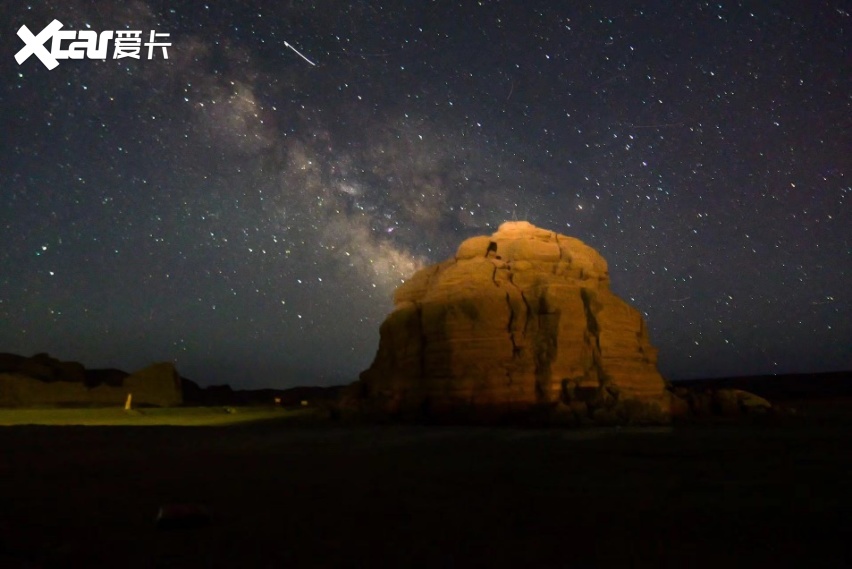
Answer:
350, 221, 673, 422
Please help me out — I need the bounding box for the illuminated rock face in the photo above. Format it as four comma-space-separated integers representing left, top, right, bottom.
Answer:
351, 221, 672, 423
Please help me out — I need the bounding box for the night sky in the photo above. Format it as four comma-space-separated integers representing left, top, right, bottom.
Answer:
2, 1, 849, 388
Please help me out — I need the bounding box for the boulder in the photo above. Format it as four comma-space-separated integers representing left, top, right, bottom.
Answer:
707, 388, 772, 416
347, 221, 673, 423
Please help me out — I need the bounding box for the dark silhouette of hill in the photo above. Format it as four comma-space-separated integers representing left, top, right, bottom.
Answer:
671, 371, 852, 402
0, 353, 182, 406
180, 377, 343, 407
0, 351, 341, 408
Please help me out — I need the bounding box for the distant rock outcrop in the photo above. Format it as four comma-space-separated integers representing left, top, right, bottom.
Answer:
346, 221, 674, 423
122, 363, 183, 407
671, 387, 773, 417
181, 378, 342, 408
0, 354, 182, 407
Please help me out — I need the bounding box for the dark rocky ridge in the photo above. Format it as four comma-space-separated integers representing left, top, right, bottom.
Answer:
0, 351, 341, 409
180, 378, 342, 408
671, 371, 852, 401
0, 353, 181, 407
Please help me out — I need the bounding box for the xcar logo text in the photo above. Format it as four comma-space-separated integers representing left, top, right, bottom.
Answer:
16, 19, 171, 70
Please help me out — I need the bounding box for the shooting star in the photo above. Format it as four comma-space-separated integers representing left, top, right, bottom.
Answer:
284, 41, 317, 66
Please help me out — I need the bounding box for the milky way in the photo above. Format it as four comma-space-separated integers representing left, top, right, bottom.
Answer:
1, 1, 849, 387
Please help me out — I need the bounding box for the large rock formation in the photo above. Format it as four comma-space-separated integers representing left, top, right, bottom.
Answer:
348, 221, 673, 423
0, 354, 183, 407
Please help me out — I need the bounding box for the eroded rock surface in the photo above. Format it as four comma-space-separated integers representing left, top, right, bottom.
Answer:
348, 221, 673, 423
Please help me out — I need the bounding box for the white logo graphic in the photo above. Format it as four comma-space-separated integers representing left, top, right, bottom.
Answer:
15, 19, 171, 70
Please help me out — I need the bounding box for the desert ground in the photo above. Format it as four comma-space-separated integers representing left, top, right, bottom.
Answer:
0, 409, 850, 568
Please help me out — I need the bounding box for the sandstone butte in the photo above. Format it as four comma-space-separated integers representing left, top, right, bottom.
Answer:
347, 221, 676, 424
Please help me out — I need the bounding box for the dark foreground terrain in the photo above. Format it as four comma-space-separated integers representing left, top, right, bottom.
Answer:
1, 413, 850, 568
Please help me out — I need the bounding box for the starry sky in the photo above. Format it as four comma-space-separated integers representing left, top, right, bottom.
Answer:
1, 1, 849, 388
